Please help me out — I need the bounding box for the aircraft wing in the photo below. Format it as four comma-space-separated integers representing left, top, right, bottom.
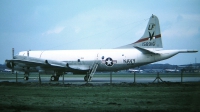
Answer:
6, 55, 90, 71
5, 59, 68, 69
68, 65, 90, 70
6, 59, 46, 67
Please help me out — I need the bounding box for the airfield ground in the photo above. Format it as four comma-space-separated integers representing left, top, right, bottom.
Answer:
1, 72, 200, 84
0, 73, 200, 112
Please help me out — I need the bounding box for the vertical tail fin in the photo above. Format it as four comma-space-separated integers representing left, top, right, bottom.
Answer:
134, 14, 162, 49
117, 14, 163, 49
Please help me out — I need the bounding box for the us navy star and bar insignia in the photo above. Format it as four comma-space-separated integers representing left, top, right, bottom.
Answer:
102, 57, 117, 67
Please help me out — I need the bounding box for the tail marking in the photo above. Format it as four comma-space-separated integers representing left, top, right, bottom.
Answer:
134, 34, 161, 44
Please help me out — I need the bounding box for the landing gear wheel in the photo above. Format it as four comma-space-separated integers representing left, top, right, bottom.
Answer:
51, 76, 56, 81
24, 76, 29, 81
51, 76, 59, 81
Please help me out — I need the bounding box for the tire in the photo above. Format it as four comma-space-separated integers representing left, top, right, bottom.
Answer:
24, 76, 29, 81
51, 76, 55, 81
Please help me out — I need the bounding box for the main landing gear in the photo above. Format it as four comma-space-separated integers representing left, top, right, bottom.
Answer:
24, 72, 29, 81
24, 76, 29, 80
50, 71, 63, 81
50, 75, 59, 81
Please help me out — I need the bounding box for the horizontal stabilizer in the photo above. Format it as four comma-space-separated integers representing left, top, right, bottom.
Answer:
178, 50, 198, 53
134, 46, 159, 54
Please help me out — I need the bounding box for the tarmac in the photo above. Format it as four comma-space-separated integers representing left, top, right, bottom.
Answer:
0, 72, 200, 85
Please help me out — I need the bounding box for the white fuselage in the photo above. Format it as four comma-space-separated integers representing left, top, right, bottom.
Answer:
18, 49, 180, 72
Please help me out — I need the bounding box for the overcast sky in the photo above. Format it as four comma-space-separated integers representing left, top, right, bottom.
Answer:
0, 0, 200, 65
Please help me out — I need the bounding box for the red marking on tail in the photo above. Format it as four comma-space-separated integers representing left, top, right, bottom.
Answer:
134, 34, 161, 44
